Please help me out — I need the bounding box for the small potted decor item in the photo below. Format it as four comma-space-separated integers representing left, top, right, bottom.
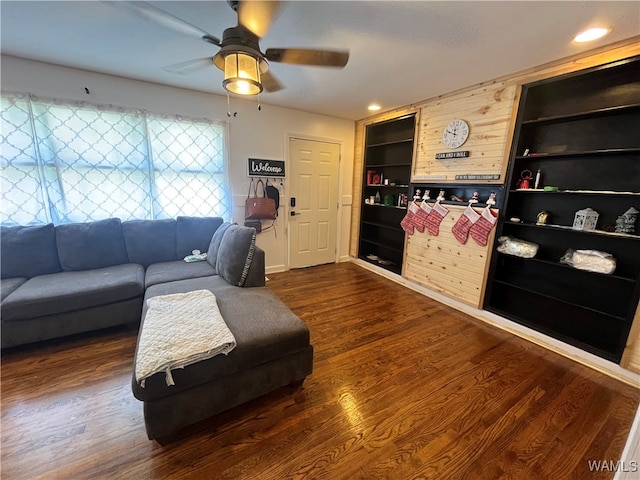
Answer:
615, 207, 638, 234
572, 208, 599, 231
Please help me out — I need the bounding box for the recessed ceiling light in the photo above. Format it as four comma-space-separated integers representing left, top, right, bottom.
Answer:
573, 27, 611, 43
368, 104, 381, 111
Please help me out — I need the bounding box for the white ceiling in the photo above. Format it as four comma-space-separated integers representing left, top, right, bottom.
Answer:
1, 1, 639, 120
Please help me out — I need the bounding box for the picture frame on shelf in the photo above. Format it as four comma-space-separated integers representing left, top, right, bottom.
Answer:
367, 169, 381, 186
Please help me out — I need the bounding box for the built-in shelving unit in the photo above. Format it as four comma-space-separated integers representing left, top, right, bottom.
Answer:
484, 55, 640, 363
359, 114, 417, 274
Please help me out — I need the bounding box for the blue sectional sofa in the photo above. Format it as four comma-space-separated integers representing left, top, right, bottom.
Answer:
1, 217, 313, 439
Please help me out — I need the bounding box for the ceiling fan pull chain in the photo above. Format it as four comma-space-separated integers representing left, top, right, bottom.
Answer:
257, 94, 262, 112
227, 94, 231, 117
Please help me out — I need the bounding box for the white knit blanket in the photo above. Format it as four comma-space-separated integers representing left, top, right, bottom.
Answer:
135, 289, 237, 387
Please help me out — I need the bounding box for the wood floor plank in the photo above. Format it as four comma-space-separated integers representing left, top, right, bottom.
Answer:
1, 262, 638, 479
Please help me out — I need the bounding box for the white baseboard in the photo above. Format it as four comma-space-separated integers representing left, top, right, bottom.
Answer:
265, 264, 287, 275
351, 258, 640, 387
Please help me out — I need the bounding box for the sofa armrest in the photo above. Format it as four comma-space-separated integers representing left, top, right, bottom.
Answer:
243, 246, 265, 287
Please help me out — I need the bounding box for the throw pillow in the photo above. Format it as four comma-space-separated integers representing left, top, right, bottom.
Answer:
216, 225, 256, 287
0, 223, 61, 279
122, 219, 176, 268
206, 222, 233, 271
56, 218, 129, 271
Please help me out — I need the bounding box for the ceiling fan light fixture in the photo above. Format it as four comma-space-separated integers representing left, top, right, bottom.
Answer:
223, 52, 262, 95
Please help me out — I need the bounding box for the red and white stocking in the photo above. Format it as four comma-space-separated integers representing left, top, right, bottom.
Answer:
400, 202, 420, 235
413, 201, 431, 233
425, 202, 449, 236
451, 205, 481, 244
469, 207, 498, 246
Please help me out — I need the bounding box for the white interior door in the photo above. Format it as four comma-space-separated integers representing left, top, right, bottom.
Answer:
289, 138, 340, 269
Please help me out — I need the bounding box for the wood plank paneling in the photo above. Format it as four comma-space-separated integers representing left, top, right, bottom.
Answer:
414, 81, 517, 182
1, 263, 637, 479
621, 303, 640, 374
404, 204, 496, 307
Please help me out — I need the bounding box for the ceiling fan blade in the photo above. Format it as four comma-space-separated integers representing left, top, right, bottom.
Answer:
238, 0, 283, 38
163, 57, 214, 75
265, 48, 349, 67
108, 1, 220, 45
261, 70, 284, 93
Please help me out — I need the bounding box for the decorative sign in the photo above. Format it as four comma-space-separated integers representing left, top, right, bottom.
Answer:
455, 174, 501, 180
435, 151, 470, 159
248, 158, 285, 177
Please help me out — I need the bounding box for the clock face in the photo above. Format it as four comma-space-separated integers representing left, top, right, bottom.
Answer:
442, 119, 470, 149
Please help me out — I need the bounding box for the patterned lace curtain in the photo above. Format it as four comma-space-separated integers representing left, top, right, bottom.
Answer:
1, 92, 231, 225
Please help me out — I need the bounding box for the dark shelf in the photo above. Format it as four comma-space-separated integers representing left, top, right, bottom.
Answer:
503, 220, 640, 242
362, 220, 404, 232
359, 254, 402, 275
367, 163, 413, 168
363, 203, 407, 210
514, 147, 640, 160
359, 114, 416, 275
492, 279, 628, 322
360, 238, 404, 253
521, 103, 640, 126
367, 138, 414, 148
421, 200, 498, 209
486, 303, 622, 364
485, 56, 640, 364
508, 189, 640, 196
364, 184, 410, 188
495, 251, 636, 283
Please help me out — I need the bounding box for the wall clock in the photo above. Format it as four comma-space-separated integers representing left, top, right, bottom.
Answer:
442, 119, 470, 149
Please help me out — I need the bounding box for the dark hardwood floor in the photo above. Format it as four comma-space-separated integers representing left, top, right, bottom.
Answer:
1, 262, 638, 479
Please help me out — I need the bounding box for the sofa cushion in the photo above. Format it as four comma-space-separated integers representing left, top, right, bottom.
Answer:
144, 260, 216, 289
56, 218, 129, 271
206, 222, 233, 271
1, 224, 61, 279
216, 225, 256, 287
1, 264, 144, 321
176, 216, 223, 259
1, 277, 27, 301
122, 219, 177, 268
133, 275, 310, 402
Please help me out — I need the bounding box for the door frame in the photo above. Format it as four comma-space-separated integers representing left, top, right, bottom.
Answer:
286, 132, 345, 271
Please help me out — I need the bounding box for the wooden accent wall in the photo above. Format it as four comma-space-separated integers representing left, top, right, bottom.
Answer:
404, 205, 496, 308
413, 82, 517, 183
621, 302, 640, 374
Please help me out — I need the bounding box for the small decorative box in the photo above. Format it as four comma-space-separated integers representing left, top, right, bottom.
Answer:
573, 208, 599, 231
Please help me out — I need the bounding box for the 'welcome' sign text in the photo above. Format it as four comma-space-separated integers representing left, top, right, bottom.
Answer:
248, 158, 285, 177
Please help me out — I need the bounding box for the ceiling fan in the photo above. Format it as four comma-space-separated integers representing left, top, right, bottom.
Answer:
114, 0, 350, 95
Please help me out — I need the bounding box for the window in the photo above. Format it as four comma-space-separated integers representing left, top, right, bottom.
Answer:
0, 92, 231, 225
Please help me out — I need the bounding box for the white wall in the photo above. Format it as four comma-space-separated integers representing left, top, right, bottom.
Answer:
1, 55, 355, 273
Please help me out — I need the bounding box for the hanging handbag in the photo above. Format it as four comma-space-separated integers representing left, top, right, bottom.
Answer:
245, 178, 277, 220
